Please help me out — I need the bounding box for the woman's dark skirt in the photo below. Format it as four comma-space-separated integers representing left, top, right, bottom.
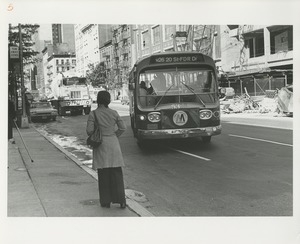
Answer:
97, 167, 126, 205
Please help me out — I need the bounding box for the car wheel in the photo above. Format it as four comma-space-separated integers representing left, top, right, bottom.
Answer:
58, 106, 66, 116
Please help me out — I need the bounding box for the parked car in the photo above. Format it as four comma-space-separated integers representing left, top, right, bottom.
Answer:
30, 101, 58, 122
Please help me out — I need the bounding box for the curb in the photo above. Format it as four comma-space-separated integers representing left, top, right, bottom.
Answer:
31, 125, 154, 217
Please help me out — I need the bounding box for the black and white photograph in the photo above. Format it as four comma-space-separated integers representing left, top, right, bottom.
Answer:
1, 1, 299, 244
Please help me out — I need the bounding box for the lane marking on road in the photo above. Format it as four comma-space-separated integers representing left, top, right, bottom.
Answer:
229, 134, 293, 147
168, 148, 211, 161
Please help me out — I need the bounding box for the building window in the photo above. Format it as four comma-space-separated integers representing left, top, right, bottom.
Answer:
61, 59, 64, 65
270, 27, 293, 54
152, 25, 161, 45
72, 59, 76, 65
56, 67, 59, 72
245, 35, 265, 58
56, 60, 59, 65
164, 25, 175, 41
142, 30, 150, 49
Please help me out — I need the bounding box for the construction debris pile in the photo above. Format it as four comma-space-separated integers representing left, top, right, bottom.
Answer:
220, 86, 293, 116
221, 94, 262, 114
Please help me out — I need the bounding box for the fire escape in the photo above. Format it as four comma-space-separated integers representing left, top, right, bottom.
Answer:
119, 24, 130, 85
112, 26, 120, 87
111, 24, 131, 89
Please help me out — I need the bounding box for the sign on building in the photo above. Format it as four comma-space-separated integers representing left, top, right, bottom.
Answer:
10, 46, 19, 59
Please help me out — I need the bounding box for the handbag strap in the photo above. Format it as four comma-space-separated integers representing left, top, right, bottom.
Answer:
93, 110, 99, 127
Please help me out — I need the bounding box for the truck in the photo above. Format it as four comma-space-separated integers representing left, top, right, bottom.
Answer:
88, 86, 106, 103
48, 73, 92, 116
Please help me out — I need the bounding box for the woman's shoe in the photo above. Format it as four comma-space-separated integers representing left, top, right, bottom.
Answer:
120, 203, 126, 209
101, 203, 110, 208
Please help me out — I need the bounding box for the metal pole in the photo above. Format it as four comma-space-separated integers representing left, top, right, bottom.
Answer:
18, 23, 29, 128
253, 76, 256, 96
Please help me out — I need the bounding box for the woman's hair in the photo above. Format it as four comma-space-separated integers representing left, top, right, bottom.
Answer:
97, 90, 111, 107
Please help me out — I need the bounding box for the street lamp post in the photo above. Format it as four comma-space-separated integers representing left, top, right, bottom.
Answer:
19, 23, 29, 128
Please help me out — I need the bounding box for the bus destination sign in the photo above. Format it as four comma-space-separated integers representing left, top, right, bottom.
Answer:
150, 54, 204, 64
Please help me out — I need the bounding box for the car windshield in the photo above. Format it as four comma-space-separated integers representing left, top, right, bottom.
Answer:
31, 102, 51, 109
63, 77, 86, 86
137, 68, 217, 108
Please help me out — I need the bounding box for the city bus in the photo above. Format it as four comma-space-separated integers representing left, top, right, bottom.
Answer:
128, 52, 221, 145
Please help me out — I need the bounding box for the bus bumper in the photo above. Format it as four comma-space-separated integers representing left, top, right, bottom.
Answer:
137, 125, 221, 140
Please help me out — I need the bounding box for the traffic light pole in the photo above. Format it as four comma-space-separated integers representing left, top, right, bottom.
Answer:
18, 23, 29, 128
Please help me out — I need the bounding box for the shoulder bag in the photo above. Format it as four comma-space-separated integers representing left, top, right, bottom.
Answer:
87, 110, 102, 148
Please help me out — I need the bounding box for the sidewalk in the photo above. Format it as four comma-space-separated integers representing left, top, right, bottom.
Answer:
7, 126, 139, 217
221, 112, 293, 130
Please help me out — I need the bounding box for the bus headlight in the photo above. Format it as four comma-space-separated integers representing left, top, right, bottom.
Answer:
148, 112, 161, 123
199, 109, 212, 120
138, 115, 146, 121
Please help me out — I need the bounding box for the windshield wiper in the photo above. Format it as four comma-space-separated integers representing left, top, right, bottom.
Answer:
180, 82, 206, 107
154, 84, 174, 110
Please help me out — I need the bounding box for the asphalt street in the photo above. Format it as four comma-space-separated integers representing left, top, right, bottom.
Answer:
31, 101, 293, 216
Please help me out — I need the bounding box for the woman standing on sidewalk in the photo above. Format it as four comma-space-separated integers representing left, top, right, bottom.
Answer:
86, 91, 126, 209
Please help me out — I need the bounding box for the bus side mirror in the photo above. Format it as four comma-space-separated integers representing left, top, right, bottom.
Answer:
128, 83, 135, 90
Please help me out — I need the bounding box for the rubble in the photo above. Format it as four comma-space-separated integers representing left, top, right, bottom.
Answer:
220, 92, 285, 115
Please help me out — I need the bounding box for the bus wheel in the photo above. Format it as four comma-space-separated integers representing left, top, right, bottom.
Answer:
136, 137, 147, 149
130, 116, 134, 129
202, 136, 211, 144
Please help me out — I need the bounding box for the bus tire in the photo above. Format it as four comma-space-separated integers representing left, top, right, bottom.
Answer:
202, 136, 211, 144
130, 116, 134, 130
136, 137, 147, 148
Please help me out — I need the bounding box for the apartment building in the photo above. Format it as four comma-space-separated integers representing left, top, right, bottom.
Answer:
31, 26, 52, 91
111, 25, 132, 85
219, 25, 293, 96
132, 25, 175, 62
42, 44, 76, 86
74, 24, 102, 76
52, 24, 76, 52
132, 25, 221, 62
99, 40, 113, 85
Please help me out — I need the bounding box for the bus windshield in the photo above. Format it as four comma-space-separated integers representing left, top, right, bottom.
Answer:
137, 69, 217, 108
